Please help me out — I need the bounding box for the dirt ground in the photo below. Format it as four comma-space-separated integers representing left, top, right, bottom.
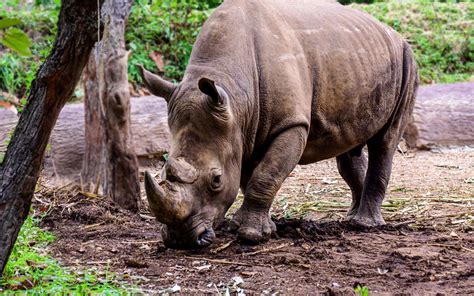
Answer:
36, 150, 473, 295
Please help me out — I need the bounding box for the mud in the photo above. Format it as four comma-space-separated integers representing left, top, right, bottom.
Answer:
38, 151, 473, 294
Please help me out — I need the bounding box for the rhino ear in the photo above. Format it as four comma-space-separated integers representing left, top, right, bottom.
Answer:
138, 65, 176, 102
198, 77, 225, 106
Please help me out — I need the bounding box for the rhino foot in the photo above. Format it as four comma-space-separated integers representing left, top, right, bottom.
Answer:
346, 203, 359, 220
349, 212, 386, 227
229, 207, 276, 244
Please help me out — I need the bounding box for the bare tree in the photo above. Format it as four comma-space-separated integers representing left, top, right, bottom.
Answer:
82, 0, 140, 211
0, 0, 104, 275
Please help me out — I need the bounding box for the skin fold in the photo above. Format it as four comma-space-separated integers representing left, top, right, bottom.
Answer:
141, 0, 418, 248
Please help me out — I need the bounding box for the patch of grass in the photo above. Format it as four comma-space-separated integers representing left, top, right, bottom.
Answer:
352, 0, 473, 84
0, 214, 139, 294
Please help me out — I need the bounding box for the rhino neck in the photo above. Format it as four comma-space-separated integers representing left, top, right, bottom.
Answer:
184, 1, 261, 161
183, 64, 259, 162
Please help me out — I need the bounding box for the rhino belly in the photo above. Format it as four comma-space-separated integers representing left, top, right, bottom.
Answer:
299, 80, 400, 164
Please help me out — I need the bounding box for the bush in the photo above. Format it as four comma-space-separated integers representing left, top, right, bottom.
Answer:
127, 0, 217, 83
0, 6, 57, 100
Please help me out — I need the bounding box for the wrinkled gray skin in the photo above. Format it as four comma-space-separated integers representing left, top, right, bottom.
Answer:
141, 0, 418, 248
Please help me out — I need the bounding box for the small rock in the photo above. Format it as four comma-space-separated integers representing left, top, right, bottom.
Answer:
195, 264, 212, 272
159, 284, 181, 294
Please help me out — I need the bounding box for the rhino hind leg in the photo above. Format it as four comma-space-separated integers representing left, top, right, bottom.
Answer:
229, 126, 307, 243
350, 42, 418, 227
349, 142, 394, 227
336, 147, 367, 219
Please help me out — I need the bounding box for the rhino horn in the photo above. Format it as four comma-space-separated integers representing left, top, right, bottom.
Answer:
138, 64, 176, 102
144, 171, 191, 225
165, 157, 199, 184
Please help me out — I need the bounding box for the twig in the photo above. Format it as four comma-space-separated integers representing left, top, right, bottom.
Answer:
86, 260, 112, 265
53, 181, 73, 193
461, 246, 474, 253
122, 240, 161, 244
94, 171, 102, 195
210, 240, 234, 254
392, 220, 416, 228
79, 191, 101, 199
429, 243, 460, 249
184, 256, 269, 267
242, 242, 292, 256
139, 213, 155, 220
33, 195, 50, 205
84, 222, 105, 230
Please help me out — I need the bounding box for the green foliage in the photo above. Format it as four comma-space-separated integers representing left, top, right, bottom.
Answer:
127, 0, 218, 82
0, 0, 472, 102
0, 18, 21, 30
354, 284, 370, 296
129, 0, 472, 84
352, 0, 473, 84
0, 7, 57, 100
0, 17, 33, 56
0, 215, 138, 294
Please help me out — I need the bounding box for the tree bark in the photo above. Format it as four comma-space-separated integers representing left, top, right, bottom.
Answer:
81, 48, 105, 192
81, 0, 139, 210
0, 0, 104, 276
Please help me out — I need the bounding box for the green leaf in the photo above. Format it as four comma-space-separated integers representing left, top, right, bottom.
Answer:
0, 28, 32, 56
0, 18, 22, 30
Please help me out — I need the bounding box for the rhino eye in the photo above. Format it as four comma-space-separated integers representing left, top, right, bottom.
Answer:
210, 169, 223, 191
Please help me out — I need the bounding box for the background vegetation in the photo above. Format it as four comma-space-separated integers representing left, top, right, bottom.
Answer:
0, 0, 472, 101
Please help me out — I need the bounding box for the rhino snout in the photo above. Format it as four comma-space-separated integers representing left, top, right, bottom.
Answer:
196, 227, 216, 247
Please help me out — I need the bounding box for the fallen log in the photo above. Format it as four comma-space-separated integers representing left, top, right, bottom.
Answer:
1, 96, 170, 184
1, 82, 473, 183
404, 82, 474, 149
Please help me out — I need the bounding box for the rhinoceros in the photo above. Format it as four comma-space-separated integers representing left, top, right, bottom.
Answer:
139, 0, 418, 248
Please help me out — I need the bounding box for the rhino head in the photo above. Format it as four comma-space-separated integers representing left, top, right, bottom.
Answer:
139, 66, 243, 248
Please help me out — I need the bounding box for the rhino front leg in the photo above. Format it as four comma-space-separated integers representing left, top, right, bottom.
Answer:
230, 126, 307, 243
336, 147, 367, 219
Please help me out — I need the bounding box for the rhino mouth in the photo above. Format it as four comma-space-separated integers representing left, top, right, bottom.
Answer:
162, 223, 216, 249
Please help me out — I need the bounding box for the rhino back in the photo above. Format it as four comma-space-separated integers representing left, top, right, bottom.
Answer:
189, 0, 408, 161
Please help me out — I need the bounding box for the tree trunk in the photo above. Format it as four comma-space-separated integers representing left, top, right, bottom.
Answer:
82, 0, 140, 211
0, 0, 104, 276
82, 47, 105, 193
101, 0, 140, 211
